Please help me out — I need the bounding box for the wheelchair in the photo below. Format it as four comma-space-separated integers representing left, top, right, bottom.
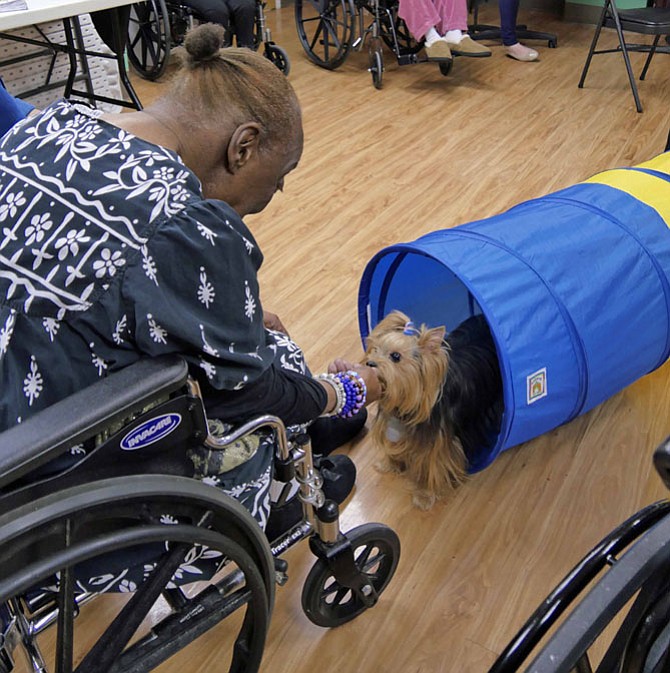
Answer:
294, 0, 459, 89
487, 435, 670, 673
0, 355, 399, 672
126, 0, 290, 81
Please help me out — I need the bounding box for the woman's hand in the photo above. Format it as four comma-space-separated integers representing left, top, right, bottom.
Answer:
263, 311, 289, 336
327, 359, 381, 405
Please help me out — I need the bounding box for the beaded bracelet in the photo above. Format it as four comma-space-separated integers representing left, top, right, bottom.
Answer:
315, 370, 367, 418
335, 370, 367, 418
315, 373, 346, 417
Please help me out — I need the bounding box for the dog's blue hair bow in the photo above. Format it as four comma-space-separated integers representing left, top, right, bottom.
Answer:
403, 321, 417, 335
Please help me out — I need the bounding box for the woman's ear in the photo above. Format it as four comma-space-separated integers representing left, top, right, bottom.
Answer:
227, 122, 261, 173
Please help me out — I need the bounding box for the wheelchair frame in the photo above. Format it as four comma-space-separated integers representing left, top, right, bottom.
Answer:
485, 437, 670, 673
0, 355, 399, 673
126, 0, 290, 82
293, 0, 454, 89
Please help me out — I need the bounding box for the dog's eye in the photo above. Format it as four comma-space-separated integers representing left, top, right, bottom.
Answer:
390, 352, 402, 363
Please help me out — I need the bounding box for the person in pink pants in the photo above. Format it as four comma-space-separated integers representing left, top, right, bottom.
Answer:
398, 0, 491, 62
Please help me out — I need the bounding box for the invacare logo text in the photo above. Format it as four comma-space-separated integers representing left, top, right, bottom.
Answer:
120, 413, 182, 450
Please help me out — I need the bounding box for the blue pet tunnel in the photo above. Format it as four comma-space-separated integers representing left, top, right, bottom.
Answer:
358, 152, 670, 473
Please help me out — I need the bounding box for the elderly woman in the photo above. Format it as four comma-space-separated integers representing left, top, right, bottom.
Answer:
0, 24, 379, 558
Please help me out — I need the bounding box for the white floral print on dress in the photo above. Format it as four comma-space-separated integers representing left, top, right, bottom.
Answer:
147, 314, 168, 344
23, 355, 43, 405
197, 267, 215, 308
244, 281, 256, 320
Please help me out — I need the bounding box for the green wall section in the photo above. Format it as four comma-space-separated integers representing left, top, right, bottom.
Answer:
573, 0, 645, 6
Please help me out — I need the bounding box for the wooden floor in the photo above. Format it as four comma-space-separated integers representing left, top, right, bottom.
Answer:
43, 6, 670, 672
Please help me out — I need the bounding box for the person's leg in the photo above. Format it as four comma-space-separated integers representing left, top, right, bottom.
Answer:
397, 0, 442, 41
499, 0, 539, 60
434, 0, 468, 33
226, 0, 257, 48
439, 0, 492, 55
185, 0, 232, 44
499, 0, 519, 45
397, 0, 454, 60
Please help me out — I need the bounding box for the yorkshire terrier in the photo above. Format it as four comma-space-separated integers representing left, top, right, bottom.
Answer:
365, 311, 503, 510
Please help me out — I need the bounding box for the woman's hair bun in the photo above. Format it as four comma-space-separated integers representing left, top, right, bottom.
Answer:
183, 23, 227, 62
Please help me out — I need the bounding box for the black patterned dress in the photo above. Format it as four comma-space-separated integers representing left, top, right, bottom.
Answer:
0, 100, 312, 591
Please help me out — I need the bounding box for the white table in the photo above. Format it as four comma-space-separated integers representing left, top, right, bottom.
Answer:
0, 0, 142, 108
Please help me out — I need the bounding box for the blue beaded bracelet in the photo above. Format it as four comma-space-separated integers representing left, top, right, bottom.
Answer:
333, 370, 367, 418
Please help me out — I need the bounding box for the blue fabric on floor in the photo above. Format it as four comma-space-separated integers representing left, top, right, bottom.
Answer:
0, 80, 33, 137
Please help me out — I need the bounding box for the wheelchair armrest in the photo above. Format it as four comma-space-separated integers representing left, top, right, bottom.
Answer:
0, 355, 189, 489
653, 435, 670, 492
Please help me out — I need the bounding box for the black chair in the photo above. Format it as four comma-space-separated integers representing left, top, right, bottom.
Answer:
578, 0, 670, 113
467, 0, 558, 48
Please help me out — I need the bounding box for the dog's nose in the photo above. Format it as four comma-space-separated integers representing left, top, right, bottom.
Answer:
366, 360, 377, 368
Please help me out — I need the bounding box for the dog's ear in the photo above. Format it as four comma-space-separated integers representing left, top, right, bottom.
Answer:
375, 310, 412, 333
417, 325, 446, 353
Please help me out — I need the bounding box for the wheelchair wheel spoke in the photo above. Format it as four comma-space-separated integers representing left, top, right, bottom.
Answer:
308, 21, 325, 52
76, 541, 193, 673
322, 20, 344, 52
55, 521, 76, 673
322, 582, 352, 607
573, 653, 593, 673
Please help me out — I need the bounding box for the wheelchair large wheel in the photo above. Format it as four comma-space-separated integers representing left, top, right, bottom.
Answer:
0, 475, 274, 673
294, 0, 356, 70
301, 523, 400, 627
127, 0, 171, 81
489, 501, 670, 673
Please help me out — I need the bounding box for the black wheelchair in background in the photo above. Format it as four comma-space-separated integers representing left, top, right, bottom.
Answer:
294, 0, 454, 89
126, 0, 290, 81
0, 356, 399, 672
487, 436, 670, 673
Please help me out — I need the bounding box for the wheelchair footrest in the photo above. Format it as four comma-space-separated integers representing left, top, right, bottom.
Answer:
397, 53, 421, 66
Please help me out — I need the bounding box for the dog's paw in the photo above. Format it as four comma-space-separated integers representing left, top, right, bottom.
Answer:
412, 490, 437, 510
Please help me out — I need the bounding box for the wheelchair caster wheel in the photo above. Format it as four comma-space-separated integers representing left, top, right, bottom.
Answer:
367, 37, 383, 89
301, 523, 400, 627
368, 48, 383, 89
264, 43, 291, 75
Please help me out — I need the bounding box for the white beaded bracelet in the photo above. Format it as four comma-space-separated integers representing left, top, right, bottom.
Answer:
314, 373, 346, 417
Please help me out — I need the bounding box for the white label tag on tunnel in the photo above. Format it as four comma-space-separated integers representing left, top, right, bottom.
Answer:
527, 368, 547, 404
